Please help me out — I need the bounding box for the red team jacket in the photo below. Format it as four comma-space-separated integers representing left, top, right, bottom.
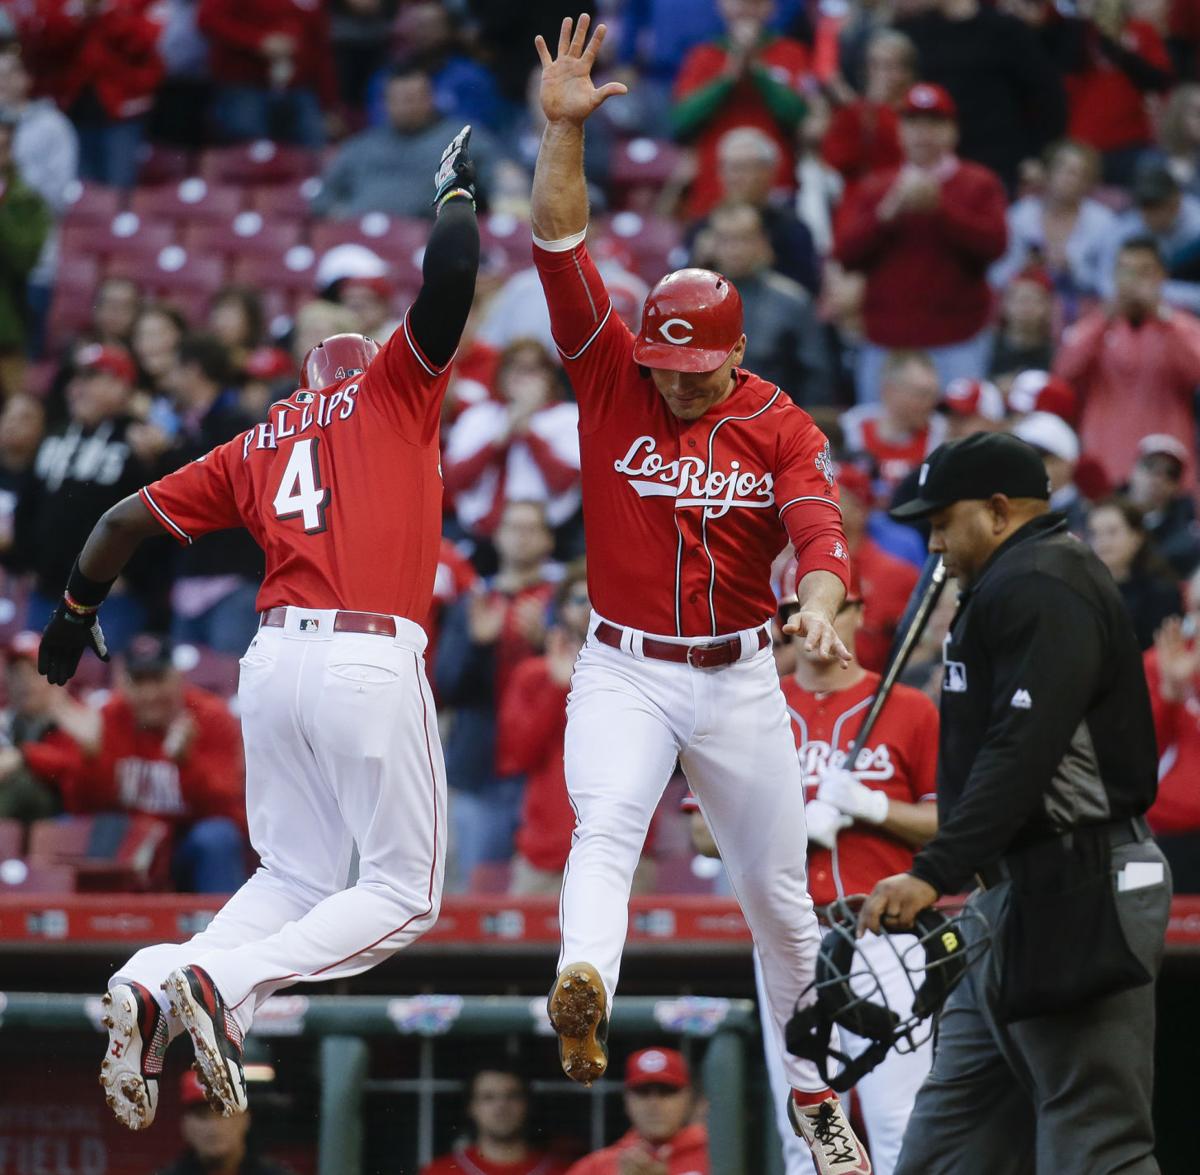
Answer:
1143, 647, 1200, 835
565, 1125, 709, 1175
138, 311, 453, 621
420, 1147, 568, 1175
781, 672, 939, 904
56, 686, 245, 828
532, 239, 850, 636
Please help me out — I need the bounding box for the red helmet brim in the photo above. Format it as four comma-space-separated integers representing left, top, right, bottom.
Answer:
631, 339, 736, 373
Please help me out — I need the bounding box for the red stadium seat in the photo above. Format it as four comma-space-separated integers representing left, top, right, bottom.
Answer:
182, 213, 305, 261
609, 137, 684, 210
468, 860, 513, 894
62, 213, 176, 264
0, 862, 77, 893
0, 817, 23, 860
131, 179, 244, 226
175, 645, 242, 697
478, 213, 533, 278
61, 181, 123, 228
598, 211, 683, 286
136, 144, 194, 187
107, 247, 227, 298
199, 142, 321, 187
309, 213, 427, 262
230, 245, 318, 299
28, 813, 171, 892
247, 178, 323, 219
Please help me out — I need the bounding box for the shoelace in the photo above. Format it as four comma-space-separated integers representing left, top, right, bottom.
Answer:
812, 1102, 858, 1163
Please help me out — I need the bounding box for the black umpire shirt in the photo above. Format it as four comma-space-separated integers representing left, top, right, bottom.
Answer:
909, 513, 1159, 895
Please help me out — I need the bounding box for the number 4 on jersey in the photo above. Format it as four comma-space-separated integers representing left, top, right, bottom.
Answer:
273, 438, 330, 534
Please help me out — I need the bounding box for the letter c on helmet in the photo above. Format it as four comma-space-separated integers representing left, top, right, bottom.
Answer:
659, 318, 694, 345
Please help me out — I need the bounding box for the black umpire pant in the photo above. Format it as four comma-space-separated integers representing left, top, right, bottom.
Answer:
895, 838, 1170, 1175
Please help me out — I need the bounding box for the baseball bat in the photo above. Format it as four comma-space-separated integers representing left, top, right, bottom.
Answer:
843, 554, 948, 772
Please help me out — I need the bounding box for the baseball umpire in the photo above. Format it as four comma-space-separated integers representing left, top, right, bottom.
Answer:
860, 431, 1170, 1175
37, 128, 480, 1129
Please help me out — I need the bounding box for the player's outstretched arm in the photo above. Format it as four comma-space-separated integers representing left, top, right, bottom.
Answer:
407, 125, 481, 370
37, 494, 163, 686
531, 14, 627, 242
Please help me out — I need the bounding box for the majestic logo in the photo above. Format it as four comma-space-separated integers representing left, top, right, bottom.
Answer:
1011, 688, 1032, 709
815, 440, 835, 489
832, 540, 847, 561
658, 317, 694, 345
798, 740, 897, 789
613, 435, 774, 519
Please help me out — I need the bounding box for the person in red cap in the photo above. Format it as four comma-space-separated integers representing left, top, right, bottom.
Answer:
1006, 369, 1079, 427
565, 1049, 708, 1175
1055, 236, 1200, 490
421, 1068, 570, 1175
835, 81, 1008, 405
938, 377, 1005, 442
531, 19, 868, 1174
156, 1069, 295, 1175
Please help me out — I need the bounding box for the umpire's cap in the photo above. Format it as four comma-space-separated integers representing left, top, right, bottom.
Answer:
890, 432, 1050, 522
632, 269, 744, 372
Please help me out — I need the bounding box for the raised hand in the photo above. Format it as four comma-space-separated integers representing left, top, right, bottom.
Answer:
534, 14, 627, 127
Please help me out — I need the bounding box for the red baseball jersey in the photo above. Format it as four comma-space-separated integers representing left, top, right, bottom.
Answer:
420, 1148, 568, 1175
533, 239, 849, 637
139, 312, 452, 620
781, 671, 938, 904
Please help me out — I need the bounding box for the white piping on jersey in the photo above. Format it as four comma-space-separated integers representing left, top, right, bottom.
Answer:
402, 310, 453, 378
779, 494, 842, 519
701, 389, 782, 635
786, 690, 875, 778
572, 248, 600, 323
673, 511, 685, 636
141, 487, 192, 545
557, 303, 613, 362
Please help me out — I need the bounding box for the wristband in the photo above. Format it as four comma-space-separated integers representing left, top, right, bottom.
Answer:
65, 559, 116, 612
437, 187, 476, 213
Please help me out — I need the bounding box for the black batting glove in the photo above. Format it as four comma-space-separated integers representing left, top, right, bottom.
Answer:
38, 603, 110, 686
432, 124, 476, 210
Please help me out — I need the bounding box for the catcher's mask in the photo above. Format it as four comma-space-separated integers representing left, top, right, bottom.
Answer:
785, 897, 990, 1092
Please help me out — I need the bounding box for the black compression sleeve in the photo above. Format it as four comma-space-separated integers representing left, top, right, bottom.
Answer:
407, 198, 480, 370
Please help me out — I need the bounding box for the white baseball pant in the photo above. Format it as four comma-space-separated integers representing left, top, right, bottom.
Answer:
112, 607, 446, 1034
559, 614, 830, 1094
759, 932, 933, 1175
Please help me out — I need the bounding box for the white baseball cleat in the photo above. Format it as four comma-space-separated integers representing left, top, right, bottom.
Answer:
98, 982, 170, 1130
164, 965, 248, 1117
788, 1092, 872, 1174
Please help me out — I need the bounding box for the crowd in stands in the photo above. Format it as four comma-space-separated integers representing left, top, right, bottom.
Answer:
1, 0, 1200, 902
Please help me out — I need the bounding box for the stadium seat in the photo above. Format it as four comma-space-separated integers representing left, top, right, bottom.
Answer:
309, 213, 427, 262
247, 178, 323, 219
199, 142, 321, 187
182, 213, 306, 261
136, 144, 194, 187
598, 211, 683, 285
0, 817, 23, 860
468, 860, 513, 893
131, 179, 244, 226
229, 246, 318, 300
61, 181, 123, 228
28, 813, 171, 892
106, 247, 227, 299
478, 213, 533, 278
176, 646, 241, 697
650, 853, 720, 895
0, 862, 77, 893
609, 137, 683, 210
62, 213, 176, 264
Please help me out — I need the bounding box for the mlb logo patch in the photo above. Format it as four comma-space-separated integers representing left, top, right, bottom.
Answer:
295, 391, 315, 404
299, 617, 321, 632
943, 661, 968, 692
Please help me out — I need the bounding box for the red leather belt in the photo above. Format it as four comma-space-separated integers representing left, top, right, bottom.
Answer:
259, 607, 397, 638
594, 621, 767, 668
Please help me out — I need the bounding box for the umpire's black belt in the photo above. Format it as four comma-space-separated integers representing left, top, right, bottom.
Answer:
975, 816, 1152, 891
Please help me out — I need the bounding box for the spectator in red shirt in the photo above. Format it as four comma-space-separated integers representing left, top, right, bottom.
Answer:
1055, 235, 1200, 489
1059, 6, 1173, 183
840, 349, 947, 499
1146, 603, 1200, 892
565, 1049, 708, 1175
835, 83, 1008, 404
421, 1068, 569, 1175
32, 0, 163, 188
671, 0, 813, 219
443, 340, 582, 557
821, 29, 912, 205
436, 500, 561, 892
197, 0, 336, 146
58, 634, 248, 893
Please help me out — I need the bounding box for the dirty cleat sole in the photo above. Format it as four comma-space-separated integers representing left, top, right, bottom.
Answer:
548, 962, 609, 1085
98, 983, 166, 1131
163, 966, 247, 1117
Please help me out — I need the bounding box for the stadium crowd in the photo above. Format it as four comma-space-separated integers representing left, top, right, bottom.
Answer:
0, 0, 1199, 909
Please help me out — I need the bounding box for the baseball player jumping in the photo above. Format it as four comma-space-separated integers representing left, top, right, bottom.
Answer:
36, 129, 480, 1129
532, 18, 869, 1173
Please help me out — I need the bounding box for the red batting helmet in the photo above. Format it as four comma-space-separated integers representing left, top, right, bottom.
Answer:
300, 333, 380, 390
632, 269, 744, 373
